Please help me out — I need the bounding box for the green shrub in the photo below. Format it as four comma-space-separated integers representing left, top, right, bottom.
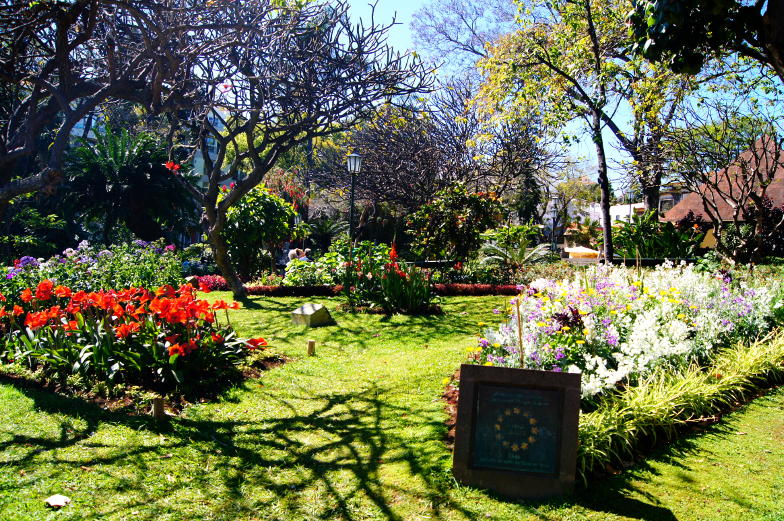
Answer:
341, 245, 436, 314
612, 211, 703, 258
222, 185, 306, 280
406, 183, 505, 259
1, 240, 184, 300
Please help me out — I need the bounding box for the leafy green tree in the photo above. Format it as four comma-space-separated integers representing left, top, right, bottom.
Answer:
65, 128, 199, 244
475, 0, 704, 244
406, 183, 504, 259
222, 185, 306, 280
627, 0, 784, 85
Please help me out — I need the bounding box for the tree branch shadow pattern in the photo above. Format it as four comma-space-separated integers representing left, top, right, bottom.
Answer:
1, 383, 477, 520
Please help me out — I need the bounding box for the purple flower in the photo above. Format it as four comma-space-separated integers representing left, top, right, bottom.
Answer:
133, 239, 149, 248
551, 365, 562, 372
492, 308, 501, 314
17, 256, 39, 269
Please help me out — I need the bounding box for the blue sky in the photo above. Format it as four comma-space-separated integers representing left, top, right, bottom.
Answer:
345, 0, 419, 53
344, 0, 632, 188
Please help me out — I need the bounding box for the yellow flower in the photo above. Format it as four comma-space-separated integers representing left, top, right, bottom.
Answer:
583, 328, 590, 336
576, 340, 585, 344
541, 296, 550, 302
610, 310, 618, 315
689, 305, 699, 310
562, 325, 571, 331
677, 313, 686, 319
483, 361, 494, 366
477, 322, 486, 327
668, 298, 681, 304
442, 377, 451, 386
537, 321, 546, 327
492, 343, 501, 348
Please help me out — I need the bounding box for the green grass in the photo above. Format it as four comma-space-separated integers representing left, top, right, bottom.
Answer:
1, 293, 782, 520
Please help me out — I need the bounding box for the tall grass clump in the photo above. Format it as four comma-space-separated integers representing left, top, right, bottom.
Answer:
576, 331, 784, 483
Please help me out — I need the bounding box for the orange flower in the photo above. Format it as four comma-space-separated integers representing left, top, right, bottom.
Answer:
54, 285, 72, 298
168, 343, 186, 357
35, 280, 54, 301
20, 288, 32, 303
227, 301, 241, 310
24, 311, 48, 329
13, 305, 23, 316
62, 320, 79, 332
198, 282, 212, 293
114, 322, 141, 339
211, 333, 224, 344
211, 300, 229, 310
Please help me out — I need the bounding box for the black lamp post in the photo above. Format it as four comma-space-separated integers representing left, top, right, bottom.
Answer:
347, 152, 362, 239
550, 194, 561, 253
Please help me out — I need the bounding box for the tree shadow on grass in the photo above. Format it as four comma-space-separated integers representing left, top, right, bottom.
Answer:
1, 383, 477, 521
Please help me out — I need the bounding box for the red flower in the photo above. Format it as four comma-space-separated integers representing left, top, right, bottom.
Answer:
24, 311, 49, 329
20, 288, 33, 303
13, 305, 23, 316
168, 344, 186, 357
389, 243, 398, 261
35, 280, 54, 301
198, 282, 212, 294
246, 337, 267, 350
211, 333, 224, 344
164, 160, 181, 173
454, 262, 463, 270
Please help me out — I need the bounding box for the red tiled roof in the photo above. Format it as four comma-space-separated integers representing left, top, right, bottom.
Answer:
663, 138, 784, 222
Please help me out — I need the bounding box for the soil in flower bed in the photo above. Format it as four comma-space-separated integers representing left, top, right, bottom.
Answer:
0, 353, 288, 416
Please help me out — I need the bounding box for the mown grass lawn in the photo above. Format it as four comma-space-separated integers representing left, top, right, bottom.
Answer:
1, 293, 782, 521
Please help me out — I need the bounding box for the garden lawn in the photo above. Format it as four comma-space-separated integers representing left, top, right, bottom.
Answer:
0, 293, 782, 521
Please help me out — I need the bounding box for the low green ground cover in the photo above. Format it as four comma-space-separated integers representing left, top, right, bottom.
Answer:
1, 294, 782, 520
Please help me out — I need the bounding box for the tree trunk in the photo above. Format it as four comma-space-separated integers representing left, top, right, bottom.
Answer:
592, 115, 614, 262
641, 179, 661, 216
205, 217, 247, 299
761, 0, 784, 86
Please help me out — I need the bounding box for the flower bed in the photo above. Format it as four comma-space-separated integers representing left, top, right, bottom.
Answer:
197, 275, 520, 297
446, 263, 784, 484
2, 240, 185, 298
469, 263, 783, 399
0, 281, 266, 397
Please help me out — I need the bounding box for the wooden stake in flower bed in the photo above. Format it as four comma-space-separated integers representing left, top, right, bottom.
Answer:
515, 296, 524, 367
151, 396, 166, 421
307, 339, 316, 356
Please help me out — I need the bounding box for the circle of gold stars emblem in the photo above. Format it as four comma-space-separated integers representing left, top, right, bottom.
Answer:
493, 407, 540, 453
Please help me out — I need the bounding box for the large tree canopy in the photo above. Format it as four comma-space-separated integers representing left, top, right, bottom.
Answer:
628, 0, 784, 84
0, 0, 236, 217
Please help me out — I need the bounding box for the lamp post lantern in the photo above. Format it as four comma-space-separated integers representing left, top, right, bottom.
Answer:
347, 152, 362, 239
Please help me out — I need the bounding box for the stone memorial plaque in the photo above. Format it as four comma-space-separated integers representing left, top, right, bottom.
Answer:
291, 303, 334, 327
453, 364, 581, 499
